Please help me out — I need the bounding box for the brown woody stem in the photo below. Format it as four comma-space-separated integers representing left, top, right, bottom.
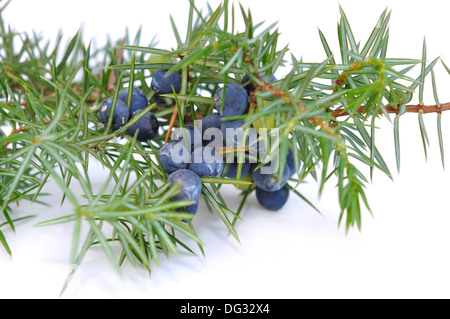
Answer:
252, 83, 340, 138
332, 102, 450, 118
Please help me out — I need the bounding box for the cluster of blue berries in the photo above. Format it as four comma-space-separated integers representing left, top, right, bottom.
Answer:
237, 74, 295, 210
98, 69, 295, 216
159, 121, 224, 216
98, 69, 182, 142
158, 73, 295, 216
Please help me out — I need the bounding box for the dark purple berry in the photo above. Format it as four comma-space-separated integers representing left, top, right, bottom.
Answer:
201, 114, 223, 146
171, 124, 202, 151
118, 87, 148, 113
200, 114, 222, 135
151, 69, 182, 95
158, 141, 190, 174
247, 134, 267, 162
226, 161, 252, 179
221, 119, 246, 147
168, 169, 202, 201
184, 200, 199, 215
127, 109, 159, 142
241, 74, 255, 95
167, 169, 202, 215
214, 83, 248, 117
251, 159, 290, 192
188, 146, 224, 177
255, 186, 289, 211
98, 97, 129, 130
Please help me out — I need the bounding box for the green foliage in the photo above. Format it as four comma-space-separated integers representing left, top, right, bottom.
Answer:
0, 1, 447, 293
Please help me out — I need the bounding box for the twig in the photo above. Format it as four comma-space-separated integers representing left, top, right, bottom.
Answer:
332, 102, 449, 118
252, 82, 340, 138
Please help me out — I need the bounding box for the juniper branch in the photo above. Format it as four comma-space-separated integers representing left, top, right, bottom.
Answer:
1, 0, 449, 293
332, 102, 449, 118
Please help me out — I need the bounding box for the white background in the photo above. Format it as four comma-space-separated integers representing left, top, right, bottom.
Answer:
1, 0, 450, 299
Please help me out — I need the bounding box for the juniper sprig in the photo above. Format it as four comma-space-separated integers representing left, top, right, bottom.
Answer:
1, 1, 449, 295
